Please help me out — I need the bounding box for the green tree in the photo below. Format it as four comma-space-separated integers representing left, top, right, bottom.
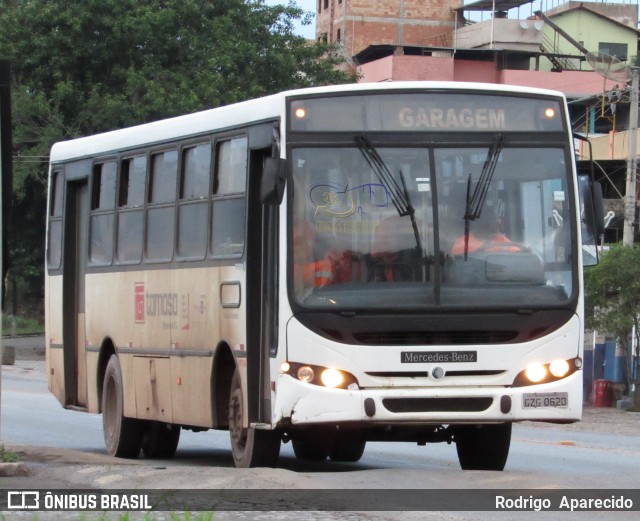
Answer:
0, 0, 355, 314
584, 243, 640, 408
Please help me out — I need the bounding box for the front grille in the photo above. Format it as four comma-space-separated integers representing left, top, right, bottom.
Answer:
366, 370, 505, 378
382, 397, 493, 413
354, 331, 517, 345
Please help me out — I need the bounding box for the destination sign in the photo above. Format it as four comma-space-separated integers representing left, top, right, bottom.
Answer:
290, 92, 564, 133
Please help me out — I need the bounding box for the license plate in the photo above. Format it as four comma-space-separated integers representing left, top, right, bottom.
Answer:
522, 392, 569, 409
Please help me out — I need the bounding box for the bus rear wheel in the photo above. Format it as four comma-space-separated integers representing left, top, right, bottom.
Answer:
228, 370, 280, 467
142, 421, 181, 459
454, 423, 511, 471
102, 355, 145, 458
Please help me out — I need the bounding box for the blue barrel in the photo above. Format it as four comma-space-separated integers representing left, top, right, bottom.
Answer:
593, 338, 606, 381
603, 338, 625, 383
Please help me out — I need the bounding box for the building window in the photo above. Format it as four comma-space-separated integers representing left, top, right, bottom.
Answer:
337, 28, 341, 42
324, 0, 328, 10
598, 42, 628, 60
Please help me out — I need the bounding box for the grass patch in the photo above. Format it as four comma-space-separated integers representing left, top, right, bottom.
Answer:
0, 444, 20, 463
2, 314, 44, 336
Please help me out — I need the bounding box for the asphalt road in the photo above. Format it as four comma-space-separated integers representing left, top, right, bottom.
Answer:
2, 336, 639, 520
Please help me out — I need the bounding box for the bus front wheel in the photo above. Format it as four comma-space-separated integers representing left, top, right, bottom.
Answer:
454, 423, 511, 471
102, 355, 145, 458
228, 370, 280, 467
292, 437, 329, 461
329, 439, 366, 462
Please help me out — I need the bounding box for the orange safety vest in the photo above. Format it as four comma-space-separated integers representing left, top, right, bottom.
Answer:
296, 258, 335, 287
451, 233, 521, 255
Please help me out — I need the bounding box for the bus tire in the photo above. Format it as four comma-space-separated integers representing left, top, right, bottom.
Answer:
142, 421, 181, 459
292, 438, 328, 461
329, 439, 366, 462
454, 423, 511, 471
102, 355, 144, 458
228, 370, 280, 468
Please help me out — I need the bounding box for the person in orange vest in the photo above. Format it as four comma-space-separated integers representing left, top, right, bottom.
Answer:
293, 222, 357, 290
450, 219, 523, 256
293, 222, 336, 290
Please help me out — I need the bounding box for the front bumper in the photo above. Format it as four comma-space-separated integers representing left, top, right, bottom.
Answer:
273, 370, 582, 428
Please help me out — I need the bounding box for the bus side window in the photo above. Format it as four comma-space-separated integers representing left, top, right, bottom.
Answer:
177, 143, 211, 260
47, 170, 64, 269
210, 136, 247, 258
116, 156, 146, 264
89, 161, 117, 265
146, 150, 178, 262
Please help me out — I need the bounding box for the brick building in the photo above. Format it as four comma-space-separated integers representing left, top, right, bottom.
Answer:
315, 0, 460, 57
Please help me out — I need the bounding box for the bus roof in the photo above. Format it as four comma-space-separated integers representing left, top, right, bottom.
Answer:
49, 81, 566, 163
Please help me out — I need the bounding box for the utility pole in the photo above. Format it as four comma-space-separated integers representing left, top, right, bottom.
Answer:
623, 67, 639, 246
0, 60, 11, 441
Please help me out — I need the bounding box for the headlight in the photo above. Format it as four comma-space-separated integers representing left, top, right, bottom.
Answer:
281, 361, 358, 389
525, 363, 547, 383
512, 357, 581, 387
549, 359, 570, 378
297, 366, 315, 383
320, 368, 344, 388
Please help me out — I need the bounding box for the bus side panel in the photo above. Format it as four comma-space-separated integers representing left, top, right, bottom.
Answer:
169, 264, 245, 428
83, 270, 171, 419
170, 356, 214, 427
46, 274, 65, 405
85, 350, 100, 413
133, 355, 173, 422
170, 264, 216, 427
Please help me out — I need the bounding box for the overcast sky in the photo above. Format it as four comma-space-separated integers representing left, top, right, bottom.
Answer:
264, 0, 639, 40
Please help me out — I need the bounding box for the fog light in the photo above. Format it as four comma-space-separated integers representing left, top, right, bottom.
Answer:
321, 368, 344, 388
297, 365, 315, 383
549, 359, 570, 378
525, 363, 547, 383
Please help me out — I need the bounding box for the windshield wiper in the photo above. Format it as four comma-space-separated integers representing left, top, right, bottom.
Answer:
355, 135, 423, 256
462, 134, 504, 259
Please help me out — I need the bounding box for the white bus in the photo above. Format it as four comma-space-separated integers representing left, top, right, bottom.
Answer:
45, 82, 600, 470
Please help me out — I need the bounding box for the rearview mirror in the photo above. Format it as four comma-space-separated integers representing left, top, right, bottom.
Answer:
261, 158, 286, 205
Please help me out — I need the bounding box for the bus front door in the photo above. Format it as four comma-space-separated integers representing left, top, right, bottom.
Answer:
62, 179, 89, 408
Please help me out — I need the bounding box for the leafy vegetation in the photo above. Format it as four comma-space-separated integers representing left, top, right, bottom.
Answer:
2, 314, 44, 336
0, 0, 355, 314
0, 444, 19, 463
584, 243, 640, 405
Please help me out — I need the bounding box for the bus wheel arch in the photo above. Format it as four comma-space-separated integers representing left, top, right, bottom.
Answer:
96, 338, 117, 412
211, 342, 235, 429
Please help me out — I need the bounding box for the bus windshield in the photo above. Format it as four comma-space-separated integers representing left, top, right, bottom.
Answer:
290, 144, 575, 310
